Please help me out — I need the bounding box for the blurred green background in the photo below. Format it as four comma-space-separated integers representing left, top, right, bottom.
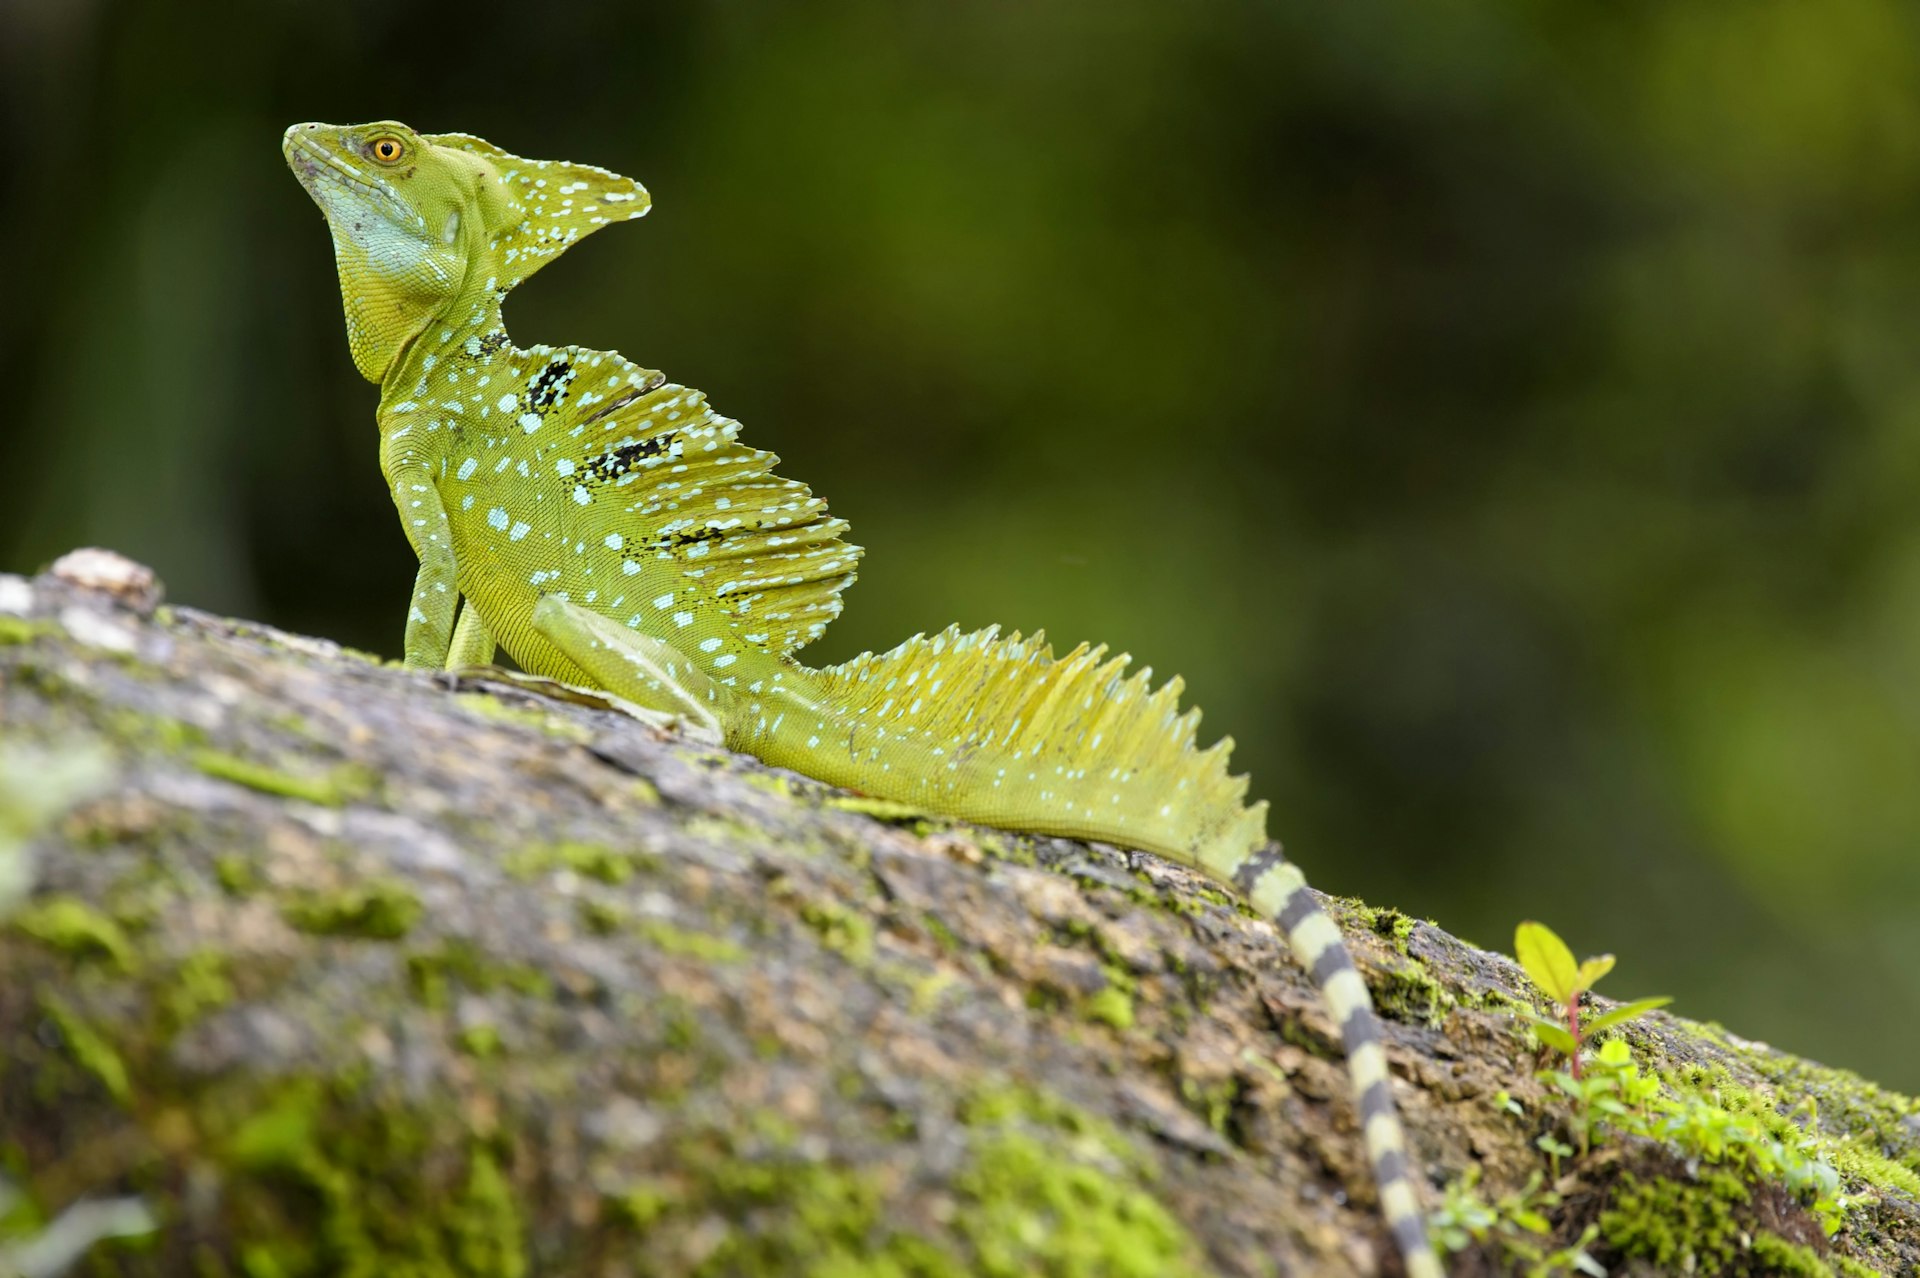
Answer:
6, 0, 1920, 1088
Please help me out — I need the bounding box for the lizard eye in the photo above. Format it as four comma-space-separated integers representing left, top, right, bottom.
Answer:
369, 137, 405, 163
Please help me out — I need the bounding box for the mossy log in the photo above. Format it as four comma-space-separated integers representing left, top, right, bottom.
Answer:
3, 551, 1917, 1277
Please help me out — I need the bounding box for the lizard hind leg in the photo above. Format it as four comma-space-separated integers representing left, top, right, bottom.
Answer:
530, 596, 728, 738
446, 599, 498, 669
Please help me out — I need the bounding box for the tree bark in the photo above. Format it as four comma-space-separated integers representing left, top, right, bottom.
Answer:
2, 551, 1916, 1277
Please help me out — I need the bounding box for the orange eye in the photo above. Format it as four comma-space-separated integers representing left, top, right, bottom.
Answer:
370, 137, 404, 163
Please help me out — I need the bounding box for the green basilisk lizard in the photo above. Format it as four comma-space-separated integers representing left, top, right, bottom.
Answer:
284, 119, 1441, 1278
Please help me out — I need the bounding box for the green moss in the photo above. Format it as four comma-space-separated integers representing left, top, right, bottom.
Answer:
1368, 955, 1456, 1026
1823, 1134, 1920, 1201
12, 894, 134, 969
1655, 1060, 1919, 1210
40, 995, 131, 1104
1174, 881, 1240, 915
1465, 985, 1533, 1017
594, 1086, 1198, 1278
455, 1024, 503, 1059
448, 1152, 526, 1278
953, 1086, 1204, 1278
576, 897, 626, 935
1689, 1019, 1920, 1173
502, 840, 660, 884
1591, 1147, 1880, 1275
920, 912, 964, 955
221, 1081, 530, 1276
739, 771, 802, 799
404, 939, 552, 1010
591, 1109, 968, 1277
1600, 1171, 1748, 1272
1515, 1012, 1914, 1270
971, 830, 1035, 868
635, 918, 747, 964
1177, 1077, 1237, 1136
160, 950, 236, 1031
1081, 986, 1135, 1031
1831, 1252, 1889, 1278
1344, 901, 1419, 950
605, 1180, 674, 1230
191, 750, 373, 807
956, 1130, 1193, 1277
800, 899, 876, 964
0, 616, 53, 645
452, 691, 590, 743
909, 969, 958, 1014
659, 999, 703, 1050
1749, 1233, 1853, 1278
691, 1153, 898, 1276
215, 853, 262, 896
110, 709, 204, 753
827, 795, 932, 822
281, 881, 422, 940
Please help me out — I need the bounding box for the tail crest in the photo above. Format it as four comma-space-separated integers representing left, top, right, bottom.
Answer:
749, 623, 1266, 872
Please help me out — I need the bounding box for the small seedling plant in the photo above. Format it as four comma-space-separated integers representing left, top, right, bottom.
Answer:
1429, 1167, 1605, 1278
1514, 920, 1670, 1081
1514, 921, 1672, 1160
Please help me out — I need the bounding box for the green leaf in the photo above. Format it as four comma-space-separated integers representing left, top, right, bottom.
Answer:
1592, 1038, 1633, 1067
1515, 921, 1579, 1003
1584, 996, 1673, 1036
1526, 1016, 1578, 1055
1574, 953, 1615, 993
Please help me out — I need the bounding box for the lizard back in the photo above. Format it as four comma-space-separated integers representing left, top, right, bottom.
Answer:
390, 341, 861, 682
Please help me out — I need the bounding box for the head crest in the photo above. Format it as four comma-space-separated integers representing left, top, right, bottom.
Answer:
424, 132, 651, 290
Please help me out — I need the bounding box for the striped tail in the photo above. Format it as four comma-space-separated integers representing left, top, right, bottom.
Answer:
737, 624, 1442, 1277
1233, 846, 1443, 1278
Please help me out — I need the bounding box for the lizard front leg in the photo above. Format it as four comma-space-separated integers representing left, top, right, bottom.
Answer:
389, 462, 460, 669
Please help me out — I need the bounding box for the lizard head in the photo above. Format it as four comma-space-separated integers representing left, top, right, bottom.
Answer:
284, 120, 650, 384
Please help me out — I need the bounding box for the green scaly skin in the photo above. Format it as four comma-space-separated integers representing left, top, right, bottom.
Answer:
284, 119, 1442, 1278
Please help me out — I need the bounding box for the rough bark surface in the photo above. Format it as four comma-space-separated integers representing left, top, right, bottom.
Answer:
2, 551, 1917, 1277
